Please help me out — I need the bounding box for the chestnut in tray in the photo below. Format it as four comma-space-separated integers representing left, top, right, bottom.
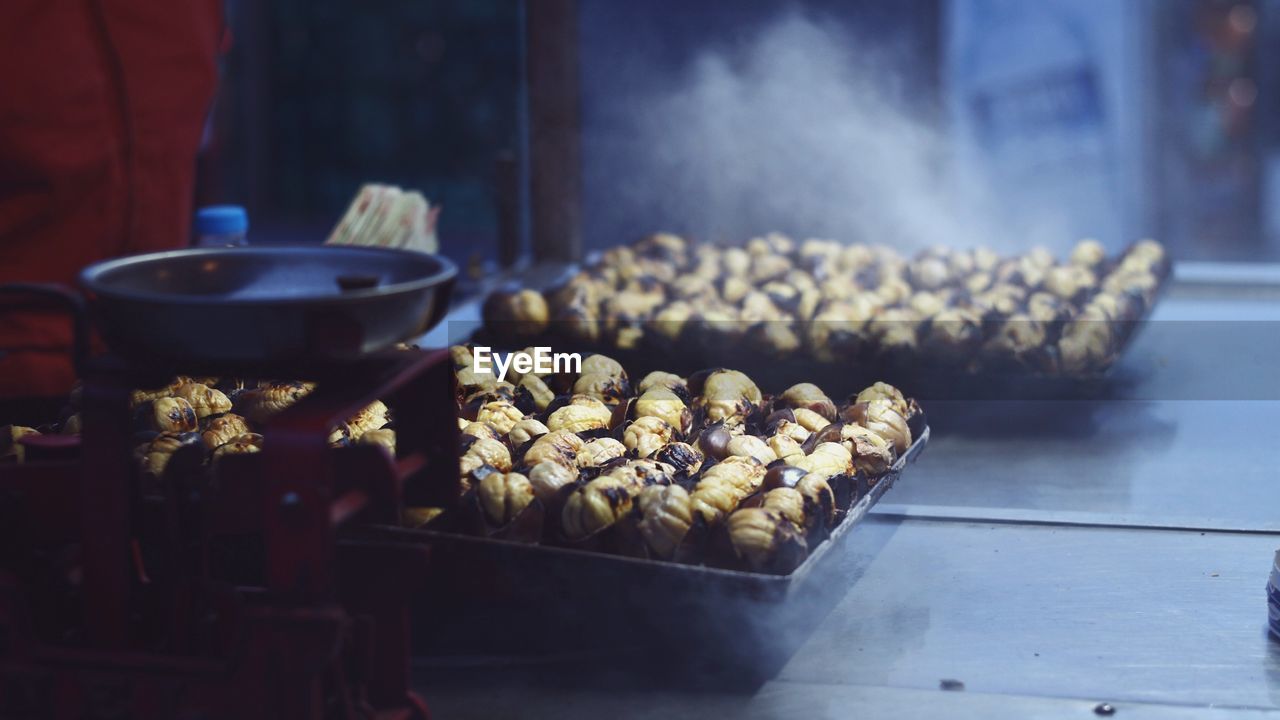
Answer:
413, 348, 922, 575
481, 233, 1169, 377
20, 375, 396, 484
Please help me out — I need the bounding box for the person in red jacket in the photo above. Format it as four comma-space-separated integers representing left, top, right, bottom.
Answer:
0, 0, 224, 402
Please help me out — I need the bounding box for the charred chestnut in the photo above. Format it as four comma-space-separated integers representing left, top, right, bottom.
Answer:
145, 397, 199, 434
654, 441, 704, 476
724, 507, 807, 574
561, 475, 636, 540
523, 430, 584, 469
572, 373, 630, 407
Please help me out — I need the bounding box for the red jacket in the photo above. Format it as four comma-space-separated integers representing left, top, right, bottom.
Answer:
0, 0, 222, 398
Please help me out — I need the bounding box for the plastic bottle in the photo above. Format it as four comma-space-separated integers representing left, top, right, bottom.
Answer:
194, 205, 249, 247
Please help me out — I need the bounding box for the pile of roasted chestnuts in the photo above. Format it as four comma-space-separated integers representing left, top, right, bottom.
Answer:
404, 348, 924, 575
1, 377, 393, 478
482, 234, 1168, 376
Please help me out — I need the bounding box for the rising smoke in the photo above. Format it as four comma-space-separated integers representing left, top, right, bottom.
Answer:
590, 11, 1011, 253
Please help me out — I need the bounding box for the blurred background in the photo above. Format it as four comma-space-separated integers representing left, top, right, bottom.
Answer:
198, 0, 1280, 269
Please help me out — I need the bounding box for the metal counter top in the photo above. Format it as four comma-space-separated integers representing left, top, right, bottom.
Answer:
889, 285, 1280, 530
417, 268, 1280, 718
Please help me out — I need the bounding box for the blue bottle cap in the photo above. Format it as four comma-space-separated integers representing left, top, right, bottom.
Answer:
194, 205, 248, 235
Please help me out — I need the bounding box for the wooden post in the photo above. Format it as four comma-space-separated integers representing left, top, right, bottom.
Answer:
525, 0, 582, 263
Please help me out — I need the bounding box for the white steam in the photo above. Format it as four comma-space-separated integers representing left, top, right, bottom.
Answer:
593, 12, 1013, 252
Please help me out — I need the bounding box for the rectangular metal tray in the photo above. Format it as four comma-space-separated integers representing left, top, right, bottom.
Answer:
471, 265, 1170, 402
361, 426, 929, 684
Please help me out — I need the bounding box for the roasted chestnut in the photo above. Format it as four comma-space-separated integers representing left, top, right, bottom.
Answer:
909, 255, 950, 290
546, 395, 612, 434
523, 430, 584, 469
1057, 311, 1115, 374
507, 418, 549, 447
581, 353, 626, 380
697, 422, 734, 461
527, 460, 577, 506
202, 413, 250, 450
790, 408, 829, 433
787, 441, 852, 480
762, 463, 809, 491
210, 432, 263, 464
482, 288, 550, 339
700, 455, 764, 496
725, 434, 777, 465
236, 381, 314, 424
605, 459, 677, 492
759, 487, 808, 534
460, 421, 503, 444
853, 382, 908, 418
766, 433, 805, 462
770, 419, 811, 445
359, 428, 396, 455
561, 475, 636, 540
1, 426, 39, 463
634, 387, 692, 435
724, 507, 807, 574
459, 436, 512, 474
689, 476, 742, 526
840, 424, 895, 476
477, 471, 536, 527
450, 344, 474, 370
623, 416, 676, 459
698, 369, 762, 423
576, 437, 627, 468
1043, 265, 1096, 303
475, 399, 523, 435
795, 473, 837, 529
341, 400, 391, 440
1070, 238, 1106, 268
515, 374, 556, 413
654, 441, 704, 476
145, 397, 199, 434
173, 383, 233, 419
846, 398, 911, 454
637, 484, 694, 559
982, 314, 1049, 369
924, 308, 983, 362
572, 373, 630, 407
778, 383, 837, 421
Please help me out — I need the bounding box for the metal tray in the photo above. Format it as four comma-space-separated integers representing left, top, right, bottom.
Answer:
473, 265, 1169, 402
362, 426, 929, 685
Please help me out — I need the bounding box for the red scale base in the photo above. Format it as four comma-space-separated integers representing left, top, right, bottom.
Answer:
0, 349, 459, 719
